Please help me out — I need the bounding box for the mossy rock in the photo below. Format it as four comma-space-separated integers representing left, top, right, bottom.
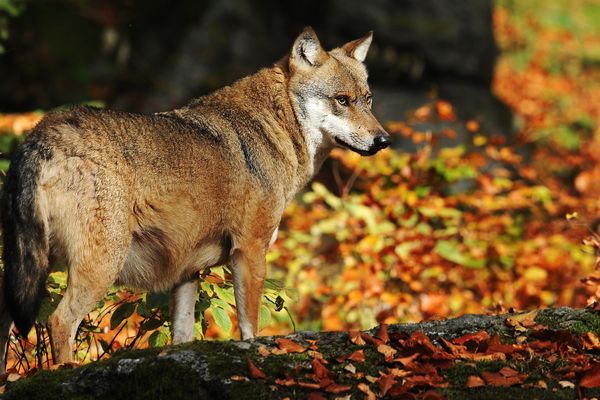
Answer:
3, 307, 599, 399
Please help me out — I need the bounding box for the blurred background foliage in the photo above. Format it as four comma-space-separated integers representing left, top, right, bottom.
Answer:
0, 0, 599, 374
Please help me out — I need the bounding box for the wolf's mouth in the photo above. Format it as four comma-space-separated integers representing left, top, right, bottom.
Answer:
334, 137, 379, 156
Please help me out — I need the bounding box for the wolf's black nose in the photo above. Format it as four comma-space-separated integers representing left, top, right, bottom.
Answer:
374, 134, 391, 150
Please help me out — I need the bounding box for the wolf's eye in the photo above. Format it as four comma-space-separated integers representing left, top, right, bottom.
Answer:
366, 95, 373, 107
336, 96, 350, 106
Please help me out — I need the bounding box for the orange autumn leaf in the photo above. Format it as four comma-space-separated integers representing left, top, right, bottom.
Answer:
312, 357, 330, 380
361, 333, 383, 346
466, 375, 485, 388
307, 393, 326, 400
481, 370, 527, 387
275, 338, 307, 353
298, 381, 321, 389
347, 349, 365, 363
325, 383, 352, 394
376, 344, 398, 361
580, 363, 600, 388
377, 374, 396, 397
275, 378, 296, 386
466, 119, 480, 133
375, 324, 389, 344
435, 100, 456, 121
348, 331, 366, 346
357, 382, 377, 400
257, 345, 270, 357
246, 358, 266, 379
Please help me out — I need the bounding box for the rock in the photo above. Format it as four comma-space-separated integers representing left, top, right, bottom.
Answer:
3, 307, 599, 399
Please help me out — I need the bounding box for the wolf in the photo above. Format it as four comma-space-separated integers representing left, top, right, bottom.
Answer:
0, 27, 390, 370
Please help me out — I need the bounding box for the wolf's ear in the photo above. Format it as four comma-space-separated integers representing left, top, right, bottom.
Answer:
290, 27, 327, 70
342, 31, 373, 63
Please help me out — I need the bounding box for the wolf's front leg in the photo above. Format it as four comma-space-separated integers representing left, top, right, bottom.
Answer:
231, 243, 267, 340
170, 279, 198, 344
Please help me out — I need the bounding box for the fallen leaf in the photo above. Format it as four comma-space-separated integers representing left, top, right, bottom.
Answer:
325, 384, 352, 394
247, 358, 266, 379
257, 345, 270, 357
347, 349, 365, 362
530, 380, 548, 389
499, 367, 520, 377
275, 338, 307, 353
404, 331, 440, 355
334, 395, 352, 400
466, 375, 485, 388
312, 357, 330, 379
388, 367, 411, 377
422, 389, 447, 400
375, 324, 389, 344
377, 374, 396, 396
482, 370, 526, 387
581, 332, 600, 351
357, 382, 377, 400
6, 373, 20, 383
460, 352, 506, 362
307, 339, 319, 350
506, 310, 538, 328
344, 363, 356, 374
580, 363, 600, 388
558, 381, 575, 389
307, 392, 326, 400
361, 333, 383, 346
275, 378, 296, 386
298, 381, 321, 389
230, 375, 247, 381
392, 353, 420, 366
452, 331, 490, 350
348, 331, 366, 346
377, 344, 398, 361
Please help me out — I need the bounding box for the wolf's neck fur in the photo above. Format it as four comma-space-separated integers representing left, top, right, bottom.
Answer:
179, 65, 333, 196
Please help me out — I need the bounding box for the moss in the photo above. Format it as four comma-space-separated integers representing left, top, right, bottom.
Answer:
536, 308, 600, 336
441, 386, 575, 400
3, 369, 76, 400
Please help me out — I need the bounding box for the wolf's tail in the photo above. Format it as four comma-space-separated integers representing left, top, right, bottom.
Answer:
1, 136, 52, 335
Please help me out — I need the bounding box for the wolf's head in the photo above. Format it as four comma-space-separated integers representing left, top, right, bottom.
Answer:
287, 27, 391, 158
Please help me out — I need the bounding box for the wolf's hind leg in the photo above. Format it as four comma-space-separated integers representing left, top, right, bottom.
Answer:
46, 198, 131, 365
48, 247, 128, 365
0, 296, 13, 374
171, 279, 198, 344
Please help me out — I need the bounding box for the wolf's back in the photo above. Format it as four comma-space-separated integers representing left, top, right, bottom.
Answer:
1, 132, 52, 335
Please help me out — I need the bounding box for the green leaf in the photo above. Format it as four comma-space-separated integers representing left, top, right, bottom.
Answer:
145, 292, 169, 310
200, 282, 214, 297
434, 240, 485, 269
37, 297, 55, 325
211, 266, 226, 279
110, 302, 136, 329
259, 305, 271, 329
211, 297, 233, 312
140, 318, 164, 331
148, 330, 169, 347
211, 305, 232, 333
214, 285, 236, 305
